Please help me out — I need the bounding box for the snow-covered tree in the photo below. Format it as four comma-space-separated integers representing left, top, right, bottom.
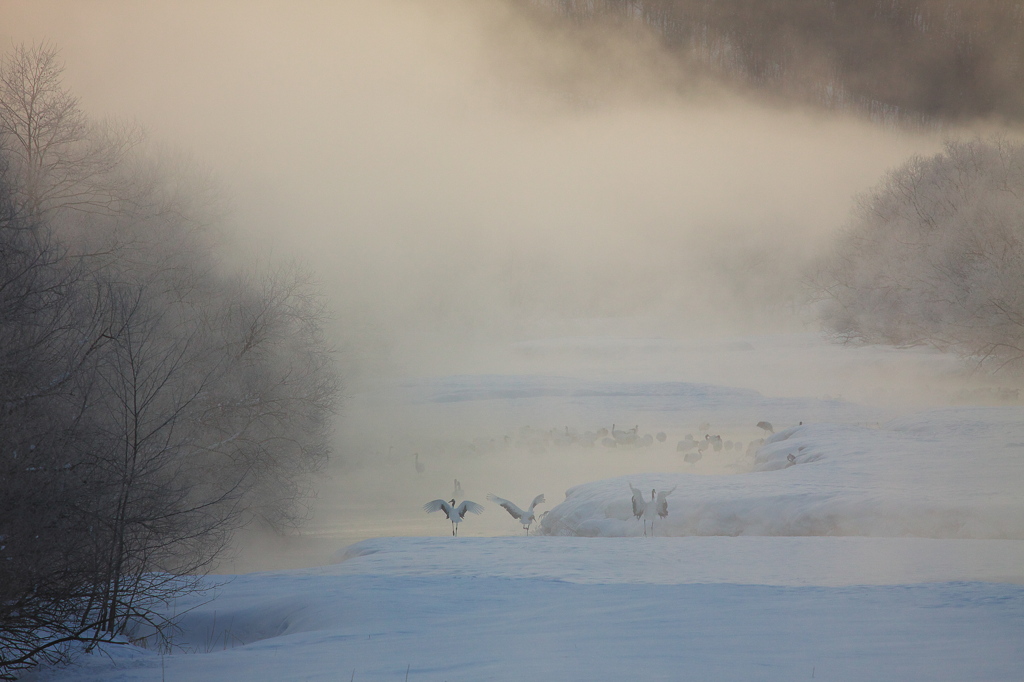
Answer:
811, 138, 1024, 373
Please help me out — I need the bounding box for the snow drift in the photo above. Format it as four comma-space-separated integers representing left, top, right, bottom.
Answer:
539, 408, 1024, 539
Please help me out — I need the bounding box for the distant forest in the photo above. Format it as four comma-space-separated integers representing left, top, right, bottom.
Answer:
531, 0, 1024, 125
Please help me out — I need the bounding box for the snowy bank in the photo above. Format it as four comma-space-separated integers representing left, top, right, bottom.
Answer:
539, 407, 1024, 539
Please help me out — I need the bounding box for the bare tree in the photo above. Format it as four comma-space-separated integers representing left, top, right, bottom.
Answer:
84, 281, 236, 631
0, 43, 142, 220
0, 170, 112, 676
0, 43, 339, 677
199, 263, 337, 528
1, 246, 336, 677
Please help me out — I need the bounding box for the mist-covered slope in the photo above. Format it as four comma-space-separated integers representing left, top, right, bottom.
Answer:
538, 0, 1024, 125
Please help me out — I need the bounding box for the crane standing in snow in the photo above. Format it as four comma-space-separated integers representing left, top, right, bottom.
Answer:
423, 498, 484, 536
629, 484, 676, 536
487, 493, 546, 535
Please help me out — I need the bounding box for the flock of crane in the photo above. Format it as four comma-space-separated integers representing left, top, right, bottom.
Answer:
423, 483, 681, 537
675, 420, 775, 463
415, 421, 776, 460
414, 420, 775, 465
420, 420, 781, 537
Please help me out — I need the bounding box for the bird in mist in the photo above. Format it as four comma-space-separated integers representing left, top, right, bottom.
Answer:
629, 484, 676, 536
697, 436, 711, 455
612, 424, 638, 446
757, 421, 775, 436
452, 478, 463, 497
652, 487, 675, 532
423, 498, 484, 536
552, 427, 576, 447
487, 493, 546, 535
629, 484, 651, 535
414, 453, 425, 475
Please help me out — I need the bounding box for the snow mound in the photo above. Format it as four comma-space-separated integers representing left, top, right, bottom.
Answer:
539, 408, 1024, 539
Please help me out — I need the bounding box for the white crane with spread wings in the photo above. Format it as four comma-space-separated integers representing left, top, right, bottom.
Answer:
423, 498, 484, 536
487, 493, 546, 535
629, 484, 676, 536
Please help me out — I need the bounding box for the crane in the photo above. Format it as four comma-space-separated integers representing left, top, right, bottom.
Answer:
423, 498, 483, 536
487, 493, 546, 535
629, 483, 676, 536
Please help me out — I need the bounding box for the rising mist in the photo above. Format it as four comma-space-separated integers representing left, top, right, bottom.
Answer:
3, 1, 956, 373
4, 0, 1021, 572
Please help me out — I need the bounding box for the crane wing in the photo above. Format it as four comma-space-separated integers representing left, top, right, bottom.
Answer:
423, 499, 453, 519
487, 493, 524, 520
656, 487, 677, 518
528, 493, 546, 510
629, 483, 646, 518
457, 500, 485, 519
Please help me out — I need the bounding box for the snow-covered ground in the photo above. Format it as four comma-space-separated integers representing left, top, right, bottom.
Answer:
34, 537, 1024, 681
30, 333, 1024, 681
